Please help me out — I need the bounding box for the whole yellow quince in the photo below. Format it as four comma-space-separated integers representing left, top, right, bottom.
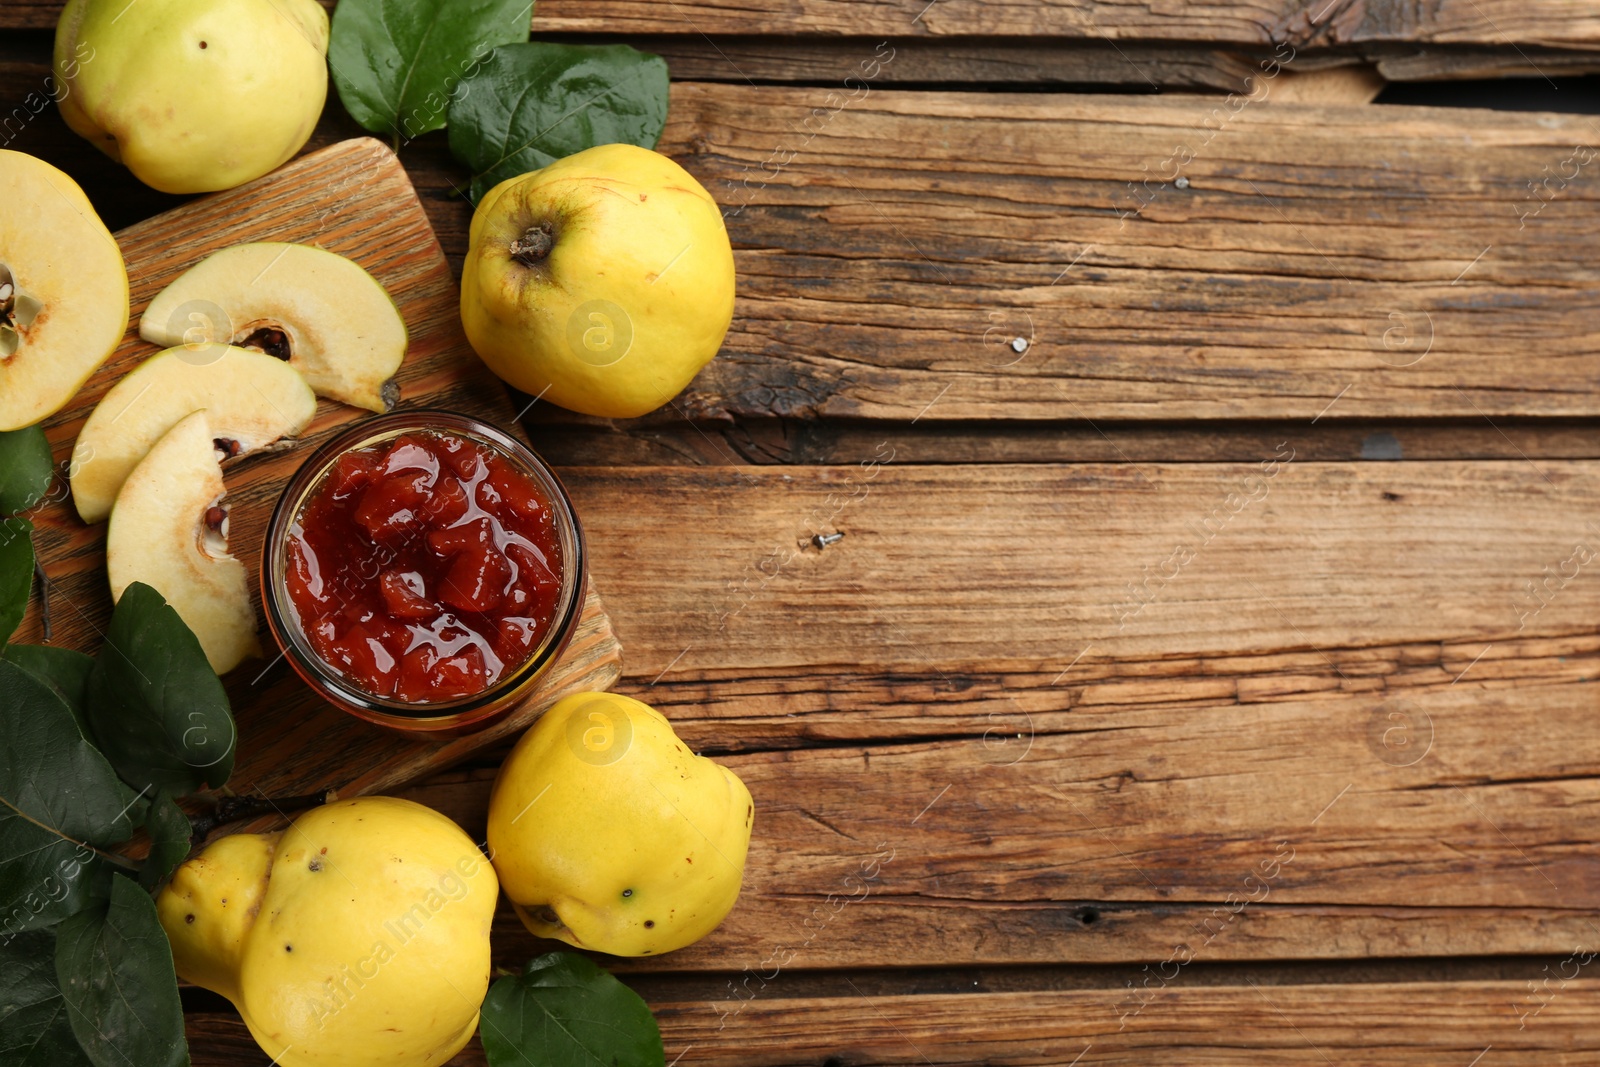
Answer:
54, 0, 329, 193
156, 797, 497, 1067
460, 144, 736, 419
487, 692, 754, 956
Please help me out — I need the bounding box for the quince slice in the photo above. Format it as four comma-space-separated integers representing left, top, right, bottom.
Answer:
140, 242, 406, 413
0, 149, 129, 430
107, 409, 261, 674
71, 345, 316, 523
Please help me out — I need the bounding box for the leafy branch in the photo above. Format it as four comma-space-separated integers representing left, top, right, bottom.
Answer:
0, 426, 240, 1067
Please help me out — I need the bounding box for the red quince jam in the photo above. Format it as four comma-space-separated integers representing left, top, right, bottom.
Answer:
285, 431, 563, 703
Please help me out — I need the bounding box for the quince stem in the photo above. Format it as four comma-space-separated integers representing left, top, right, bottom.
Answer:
189, 789, 336, 844
509, 224, 554, 266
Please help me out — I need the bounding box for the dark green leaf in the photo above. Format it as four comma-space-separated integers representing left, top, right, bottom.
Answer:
0, 517, 34, 646
137, 794, 190, 892
4, 644, 95, 737
87, 583, 235, 796
329, 0, 533, 142
480, 952, 664, 1067
55, 875, 189, 1067
0, 930, 95, 1067
0, 425, 54, 515
0, 660, 136, 937
448, 42, 669, 202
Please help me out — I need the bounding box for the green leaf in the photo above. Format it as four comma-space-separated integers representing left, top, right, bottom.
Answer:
0, 517, 34, 646
137, 794, 191, 892
448, 42, 670, 202
329, 0, 533, 142
0, 930, 95, 1067
4, 644, 95, 737
0, 660, 137, 938
0, 425, 54, 515
55, 875, 189, 1067
86, 583, 235, 796
480, 952, 664, 1067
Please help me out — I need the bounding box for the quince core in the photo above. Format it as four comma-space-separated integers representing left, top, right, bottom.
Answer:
106, 410, 260, 674
141, 243, 407, 413
71, 345, 315, 523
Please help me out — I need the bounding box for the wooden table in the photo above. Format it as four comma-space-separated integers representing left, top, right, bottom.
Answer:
8, 3, 1600, 1062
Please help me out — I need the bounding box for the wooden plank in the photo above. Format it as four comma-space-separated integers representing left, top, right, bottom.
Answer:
521, 415, 1600, 467
185, 980, 1600, 1065
556, 461, 1600, 675
556, 35, 1266, 91
1376, 45, 1600, 81
392, 670, 1600, 971
641, 84, 1600, 422
9, 0, 1600, 45
591, 37, 1600, 88
619, 633, 1600, 750
13, 138, 620, 801
526, 1, 1600, 47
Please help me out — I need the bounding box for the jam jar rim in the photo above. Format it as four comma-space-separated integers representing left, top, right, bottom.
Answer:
260, 409, 586, 723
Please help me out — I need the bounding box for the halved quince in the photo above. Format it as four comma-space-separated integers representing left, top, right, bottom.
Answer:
107, 410, 260, 674
0, 149, 129, 430
140, 242, 406, 412
72, 345, 315, 523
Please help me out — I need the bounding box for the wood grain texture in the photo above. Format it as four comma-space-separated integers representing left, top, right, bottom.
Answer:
562, 36, 1600, 89
557, 461, 1600, 676
393, 668, 1600, 971
186, 979, 1600, 1065
7, 0, 1600, 45
363, 458, 1600, 970
12, 138, 621, 801
1375, 45, 1600, 81
527, 0, 1600, 47
8, 0, 1600, 47
558, 35, 1268, 91
642, 84, 1600, 422
522, 415, 1600, 467
622, 632, 1600, 750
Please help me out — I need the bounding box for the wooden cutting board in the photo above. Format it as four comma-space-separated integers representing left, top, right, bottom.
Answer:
16, 138, 622, 802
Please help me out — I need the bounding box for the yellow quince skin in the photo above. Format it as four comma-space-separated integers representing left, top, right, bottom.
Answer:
156, 797, 497, 1067
487, 691, 754, 956
54, 0, 328, 193
460, 143, 736, 419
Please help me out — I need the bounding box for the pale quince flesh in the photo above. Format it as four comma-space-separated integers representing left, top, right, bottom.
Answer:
0, 150, 128, 430
72, 344, 315, 523
105, 410, 260, 674
141, 242, 407, 412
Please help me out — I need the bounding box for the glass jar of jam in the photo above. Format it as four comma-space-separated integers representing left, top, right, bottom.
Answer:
262, 411, 586, 736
